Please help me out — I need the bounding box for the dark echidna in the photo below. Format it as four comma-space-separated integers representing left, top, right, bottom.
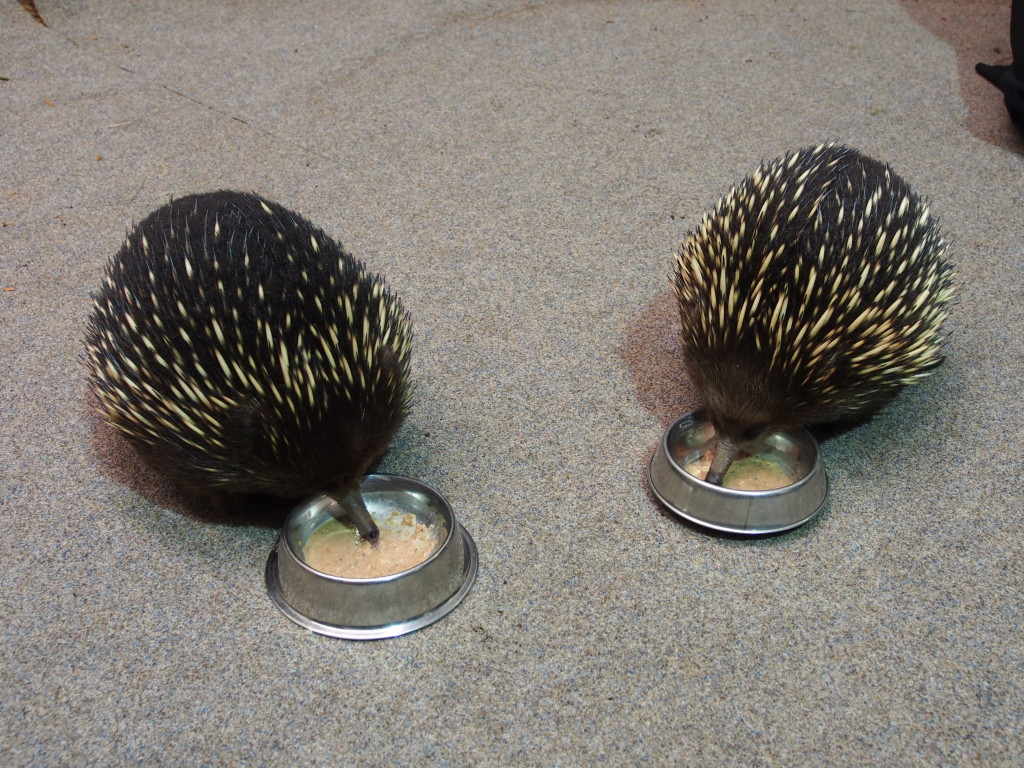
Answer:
673, 143, 955, 485
85, 191, 412, 542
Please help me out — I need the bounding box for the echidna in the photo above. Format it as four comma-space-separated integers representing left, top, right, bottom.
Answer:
85, 191, 412, 542
673, 143, 955, 485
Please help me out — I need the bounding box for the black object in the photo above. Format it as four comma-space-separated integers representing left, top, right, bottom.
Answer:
976, 0, 1024, 132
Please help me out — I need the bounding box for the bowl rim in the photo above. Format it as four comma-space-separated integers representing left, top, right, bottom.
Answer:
660, 410, 822, 497
283, 477, 457, 583
648, 410, 830, 535
265, 525, 479, 640
265, 473, 479, 639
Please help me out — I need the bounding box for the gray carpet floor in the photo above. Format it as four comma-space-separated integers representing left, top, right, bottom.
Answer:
2, 1, 1022, 765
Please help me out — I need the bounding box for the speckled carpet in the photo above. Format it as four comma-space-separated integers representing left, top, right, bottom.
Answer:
2, 1, 1022, 765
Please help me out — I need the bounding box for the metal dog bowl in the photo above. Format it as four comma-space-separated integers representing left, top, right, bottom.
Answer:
649, 410, 829, 535
265, 474, 478, 640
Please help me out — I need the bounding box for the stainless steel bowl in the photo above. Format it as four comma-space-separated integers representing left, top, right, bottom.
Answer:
265, 474, 478, 640
649, 410, 829, 535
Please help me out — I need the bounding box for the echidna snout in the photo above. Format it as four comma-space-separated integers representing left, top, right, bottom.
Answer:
673, 143, 955, 485
85, 191, 412, 539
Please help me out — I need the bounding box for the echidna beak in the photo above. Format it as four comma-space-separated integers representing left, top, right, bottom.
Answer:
362, 528, 381, 550
704, 436, 741, 486
328, 484, 381, 547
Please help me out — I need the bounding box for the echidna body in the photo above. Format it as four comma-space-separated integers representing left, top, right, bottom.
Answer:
674, 143, 954, 484
86, 191, 412, 539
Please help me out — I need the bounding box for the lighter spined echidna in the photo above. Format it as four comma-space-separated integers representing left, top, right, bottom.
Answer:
85, 191, 412, 542
673, 143, 955, 485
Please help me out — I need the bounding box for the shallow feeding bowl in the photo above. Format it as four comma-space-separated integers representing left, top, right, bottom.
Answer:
265, 474, 478, 640
648, 410, 829, 535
